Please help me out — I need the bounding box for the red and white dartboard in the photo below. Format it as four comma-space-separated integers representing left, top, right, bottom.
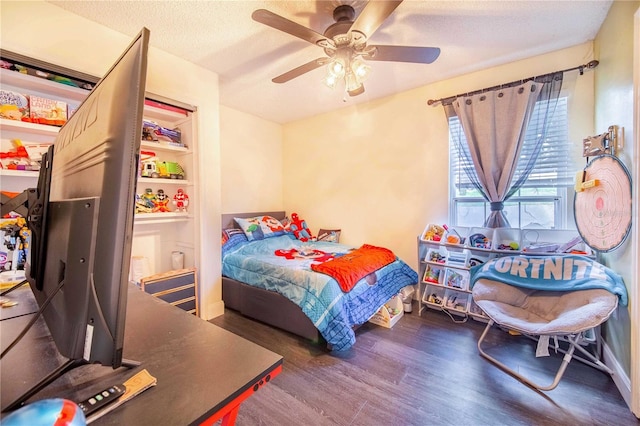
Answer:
574, 154, 632, 252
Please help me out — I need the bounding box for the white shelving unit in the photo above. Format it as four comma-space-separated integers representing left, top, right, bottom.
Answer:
132, 102, 197, 276
1, 64, 199, 289
417, 223, 589, 321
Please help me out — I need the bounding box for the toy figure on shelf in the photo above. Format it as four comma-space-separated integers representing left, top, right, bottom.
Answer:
135, 188, 155, 213
173, 188, 189, 212
152, 189, 171, 213
135, 194, 151, 213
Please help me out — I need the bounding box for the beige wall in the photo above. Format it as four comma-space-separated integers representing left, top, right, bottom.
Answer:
594, 0, 639, 405
281, 43, 596, 271
0, 1, 224, 319
220, 106, 283, 213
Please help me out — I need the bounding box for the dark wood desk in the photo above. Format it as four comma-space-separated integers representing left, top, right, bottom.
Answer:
1, 284, 283, 425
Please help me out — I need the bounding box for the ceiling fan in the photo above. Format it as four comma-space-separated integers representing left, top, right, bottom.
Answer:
252, 0, 440, 97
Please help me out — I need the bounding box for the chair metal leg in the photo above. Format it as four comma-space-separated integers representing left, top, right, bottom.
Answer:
477, 320, 578, 391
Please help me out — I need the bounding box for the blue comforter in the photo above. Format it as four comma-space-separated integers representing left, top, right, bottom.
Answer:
222, 235, 418, 350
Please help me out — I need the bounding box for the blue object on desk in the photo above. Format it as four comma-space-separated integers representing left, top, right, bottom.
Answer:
2, 399, 86, 426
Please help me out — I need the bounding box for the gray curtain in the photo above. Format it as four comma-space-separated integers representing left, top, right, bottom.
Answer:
448, 73, 563, 227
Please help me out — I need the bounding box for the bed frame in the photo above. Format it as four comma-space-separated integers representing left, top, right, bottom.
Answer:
221, 211, 323, 343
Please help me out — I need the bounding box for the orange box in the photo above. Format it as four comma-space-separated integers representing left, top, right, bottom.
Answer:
28, 95, 67, 126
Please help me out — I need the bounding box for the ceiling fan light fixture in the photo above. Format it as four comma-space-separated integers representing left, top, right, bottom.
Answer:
351, 58, 371, 81
254, 1, 441, 97
329, 59, 346, 77
345, 72, 361, 92
323, 72, 339, 89
347, 83, 365, 97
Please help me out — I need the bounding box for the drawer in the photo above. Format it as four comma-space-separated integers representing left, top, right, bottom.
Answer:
140, 268, 198, 316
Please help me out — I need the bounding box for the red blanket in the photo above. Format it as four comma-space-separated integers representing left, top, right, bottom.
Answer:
311, 244, 396, 292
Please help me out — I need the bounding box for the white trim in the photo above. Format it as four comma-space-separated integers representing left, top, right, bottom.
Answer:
603, 340, 632, 408
631, 6, 640, 418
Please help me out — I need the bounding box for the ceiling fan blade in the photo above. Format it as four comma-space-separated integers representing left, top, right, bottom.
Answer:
253, 9, 334, 49
272, 58, 330, 83
366, 45, 441, 64
349, 0, 403, 39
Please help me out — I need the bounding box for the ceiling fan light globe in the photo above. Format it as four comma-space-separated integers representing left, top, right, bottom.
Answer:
352, 59, 371, 81
329, 60, 345, 77
345, 72, 361, 92
347, 84, 365, 97
324, 74, 339, 89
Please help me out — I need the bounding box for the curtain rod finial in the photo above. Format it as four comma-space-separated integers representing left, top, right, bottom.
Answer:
586, 60, 599, 69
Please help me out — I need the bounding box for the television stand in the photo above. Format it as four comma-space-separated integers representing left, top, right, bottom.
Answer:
2, 357, 141, 413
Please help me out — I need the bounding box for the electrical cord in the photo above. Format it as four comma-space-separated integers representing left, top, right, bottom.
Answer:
0, 279, 64, 360
443, 308, 468, 324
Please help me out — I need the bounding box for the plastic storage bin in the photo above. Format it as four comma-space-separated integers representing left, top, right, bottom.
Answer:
444, 268, 470, 291
369, 294, 404, 328
423, 285, 446, 309
422, 264, 444, 284
466, 227, 495, 250
493, 227, 522, 252
443, 226, 470, 246
421, 223, 446, 242
444, 289, 469, 314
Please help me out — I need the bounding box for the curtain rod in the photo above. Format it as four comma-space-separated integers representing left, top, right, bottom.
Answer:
427, 60, 599, 107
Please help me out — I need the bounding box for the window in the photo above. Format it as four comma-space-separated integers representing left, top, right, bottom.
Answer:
449, 96, 574, 229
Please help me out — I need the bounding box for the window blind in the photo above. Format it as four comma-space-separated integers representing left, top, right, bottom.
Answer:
450, 97, 572, 194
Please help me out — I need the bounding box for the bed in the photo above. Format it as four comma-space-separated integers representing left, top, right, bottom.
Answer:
221, 211, 418, 351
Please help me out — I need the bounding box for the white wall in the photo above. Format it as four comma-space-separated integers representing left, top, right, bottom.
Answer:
0, 1, 224, 319
220, 105, 283, 213
281, 43, 596, 271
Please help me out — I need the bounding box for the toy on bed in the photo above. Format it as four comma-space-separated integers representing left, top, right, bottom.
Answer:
288, 212, 314, 242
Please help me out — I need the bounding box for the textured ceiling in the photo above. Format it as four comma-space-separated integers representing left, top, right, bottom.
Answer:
48, 0, 611, 124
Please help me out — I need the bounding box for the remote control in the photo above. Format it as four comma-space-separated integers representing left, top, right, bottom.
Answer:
76, 383, 126, 417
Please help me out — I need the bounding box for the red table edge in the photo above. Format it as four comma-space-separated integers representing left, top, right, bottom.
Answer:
199, 363, 283, 426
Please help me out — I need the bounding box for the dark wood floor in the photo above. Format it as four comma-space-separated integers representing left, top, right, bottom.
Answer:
210, 303, 639, 426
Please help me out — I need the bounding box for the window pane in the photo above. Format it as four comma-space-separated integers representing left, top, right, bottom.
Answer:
520, 201, 556, 229
454, 201, 485, 227
502, 203, 520, 227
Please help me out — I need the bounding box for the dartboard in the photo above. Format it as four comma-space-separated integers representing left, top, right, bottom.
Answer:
574, 154, 632, 252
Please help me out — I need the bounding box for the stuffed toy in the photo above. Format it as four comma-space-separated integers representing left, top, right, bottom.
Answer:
289, 212, 314, 242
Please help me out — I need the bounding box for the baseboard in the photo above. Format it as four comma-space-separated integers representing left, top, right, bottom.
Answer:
201, 300, 226, 321
603, 341, 632, 410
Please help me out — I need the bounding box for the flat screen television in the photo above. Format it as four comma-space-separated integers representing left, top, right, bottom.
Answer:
1, 28, 149, 411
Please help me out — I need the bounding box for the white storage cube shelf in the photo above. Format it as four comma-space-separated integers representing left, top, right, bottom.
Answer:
418, 224, 593, 320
